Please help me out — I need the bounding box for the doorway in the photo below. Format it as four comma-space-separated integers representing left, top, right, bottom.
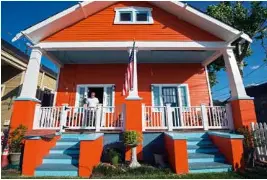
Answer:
87, 87, 104, 104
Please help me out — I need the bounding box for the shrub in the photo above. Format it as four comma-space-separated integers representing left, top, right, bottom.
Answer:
108, 148, 121, 165
123, 131, 142, 146
8, 125, 27, 153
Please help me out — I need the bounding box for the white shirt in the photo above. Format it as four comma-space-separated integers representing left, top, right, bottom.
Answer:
86, 97, 99, 108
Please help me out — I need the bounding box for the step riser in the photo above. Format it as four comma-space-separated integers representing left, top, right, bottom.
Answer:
43, 159, 79, 165
189, 167, 232, 173
187, 149, 219, 154
35, 171, 78, 177
187, 141, 212, 146
188, 157, 225, 163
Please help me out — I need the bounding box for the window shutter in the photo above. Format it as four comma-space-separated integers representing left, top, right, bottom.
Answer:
152, 85, 160, 106
180, 86, 188, 107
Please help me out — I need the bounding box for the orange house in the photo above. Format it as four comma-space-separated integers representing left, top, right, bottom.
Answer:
11, 1, 256, 177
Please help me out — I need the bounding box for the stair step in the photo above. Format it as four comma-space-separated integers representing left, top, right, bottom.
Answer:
189, 162, 232, 173
183, 133, 209, 138
186, 137, 209, 141
43, 154, 79, 165
58, 138, 80, 142
56, 141, 80, 146
187, 144, 216, 149
51, 145, 79, 150
188, 156, 225, 163
187, 140, 213, 146
187, 147, 219, 154
188, 153, 223, 159
35, 164, 78, 177
50, 149, 79, 155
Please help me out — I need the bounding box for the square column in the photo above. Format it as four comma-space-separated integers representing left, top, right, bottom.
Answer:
10, 47, 42, 131
222, 49, 256, 129
18, 47, 42, 100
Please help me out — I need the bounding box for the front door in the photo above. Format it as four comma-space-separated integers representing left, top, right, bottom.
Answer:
162, 87, 179, 107
161, 87, 181, 127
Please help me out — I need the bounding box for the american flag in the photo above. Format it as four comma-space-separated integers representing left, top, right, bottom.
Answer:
122, 41, 135, 96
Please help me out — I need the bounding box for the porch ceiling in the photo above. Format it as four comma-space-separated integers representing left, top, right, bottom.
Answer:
48, 50, 215, 64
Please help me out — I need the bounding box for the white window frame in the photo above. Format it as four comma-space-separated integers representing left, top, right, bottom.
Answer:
114, 7, 154, 24
151, 84, 191, 111
75, 84, 115, 112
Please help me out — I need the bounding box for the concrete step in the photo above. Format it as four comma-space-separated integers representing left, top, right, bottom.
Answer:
189, 162, 232, 173
183, 133, 209, 138
43, 154, 79, 165
186, 137, 209, 141
51, 144, 79, 150
187, 144, 216, 149
188, 153, 225, 163
50, 148, 79, 155
187, 147, 219, 154
35, 164, 78, 177
56, 141, 80, 146
187, 140, 213, 146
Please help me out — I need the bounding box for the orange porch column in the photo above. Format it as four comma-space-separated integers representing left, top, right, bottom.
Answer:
9, 99, 40, 131
230, 99, 257, 129
124, 99, 143, 161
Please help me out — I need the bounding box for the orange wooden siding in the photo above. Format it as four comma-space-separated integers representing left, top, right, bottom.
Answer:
55, 63, 210, 107
43, 1, 222, 42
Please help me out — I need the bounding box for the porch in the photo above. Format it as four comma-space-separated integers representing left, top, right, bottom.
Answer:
32, 103, 234, 132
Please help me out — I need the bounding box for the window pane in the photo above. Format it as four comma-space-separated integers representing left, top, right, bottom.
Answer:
180, 86, 188, 107
152, 86, 160, 106
106, 86, 113, 106
120, 12, 132, 21
136, 11, 148, 21
78, 87, 86, 107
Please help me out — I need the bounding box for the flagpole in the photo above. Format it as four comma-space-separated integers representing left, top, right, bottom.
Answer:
126, 40, 141, 100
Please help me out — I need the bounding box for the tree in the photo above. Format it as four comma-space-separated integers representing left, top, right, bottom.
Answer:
206, 2, 267, 87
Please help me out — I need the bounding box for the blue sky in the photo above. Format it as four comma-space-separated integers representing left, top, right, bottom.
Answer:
2, 1, 267, 101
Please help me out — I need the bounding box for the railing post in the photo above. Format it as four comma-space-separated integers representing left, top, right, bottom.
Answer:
201, 104, 209, 131
95, 104, 102, 132
226, 103, 234, 130
141, 103, 146, 132
121, 104, 126, 131
60, 104, 68, 132
166, 104, 173, 131
33, 104, 41, 129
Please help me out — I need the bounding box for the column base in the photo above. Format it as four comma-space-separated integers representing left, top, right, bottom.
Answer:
10, 99, 40, 131
230, 99, 257, 129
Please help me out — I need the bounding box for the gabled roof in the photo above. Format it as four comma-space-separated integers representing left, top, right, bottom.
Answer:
12, 1, 252, 44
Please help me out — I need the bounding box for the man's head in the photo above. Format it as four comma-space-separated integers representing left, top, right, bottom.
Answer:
90, 92, 96, 98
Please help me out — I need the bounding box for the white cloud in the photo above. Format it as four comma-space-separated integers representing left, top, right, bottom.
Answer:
251, 65, 260, 70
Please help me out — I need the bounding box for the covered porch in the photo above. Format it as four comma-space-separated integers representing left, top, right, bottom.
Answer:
11, 41, 254, 132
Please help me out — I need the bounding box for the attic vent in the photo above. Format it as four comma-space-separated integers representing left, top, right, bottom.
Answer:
114, 7, 153, 24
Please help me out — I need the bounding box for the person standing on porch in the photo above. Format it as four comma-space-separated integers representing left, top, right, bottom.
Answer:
84, 92, 99, 126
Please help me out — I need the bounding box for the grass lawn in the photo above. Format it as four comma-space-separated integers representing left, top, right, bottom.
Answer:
2, 164, 267, 179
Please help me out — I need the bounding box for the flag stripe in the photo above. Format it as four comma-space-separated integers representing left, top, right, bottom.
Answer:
122, 42, 135, 95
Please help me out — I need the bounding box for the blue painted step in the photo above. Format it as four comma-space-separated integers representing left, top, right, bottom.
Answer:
35, 134, 81, 177
186, 132, 232, 173
35, 164, 78, 177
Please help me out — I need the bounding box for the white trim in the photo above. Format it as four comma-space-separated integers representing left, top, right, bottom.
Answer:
36, 41, 231, 51
205, 66, 213, 106
151, 83, 191, 108
1, 84, 6, 97
202, 51, 222, 67
114, 7, 153, 24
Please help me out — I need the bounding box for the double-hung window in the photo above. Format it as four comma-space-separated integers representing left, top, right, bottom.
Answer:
114, 7, 153, 24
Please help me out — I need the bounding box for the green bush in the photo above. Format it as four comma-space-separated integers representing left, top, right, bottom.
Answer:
123, 131, 142, 146
108, 148, 121, 165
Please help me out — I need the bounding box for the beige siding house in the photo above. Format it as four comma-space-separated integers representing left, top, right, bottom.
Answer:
1, 39, 57, 129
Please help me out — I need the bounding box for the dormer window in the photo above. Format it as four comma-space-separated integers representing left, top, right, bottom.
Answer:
114, 7, 153, 24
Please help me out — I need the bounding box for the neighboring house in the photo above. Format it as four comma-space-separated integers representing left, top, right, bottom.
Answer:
246, 82, 267, 123
1, 39, 57, 129
10, 1, 257, 177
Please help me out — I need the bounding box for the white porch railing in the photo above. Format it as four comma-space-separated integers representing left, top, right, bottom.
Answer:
33, 104, 125, 131
142, 103, 234, 131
